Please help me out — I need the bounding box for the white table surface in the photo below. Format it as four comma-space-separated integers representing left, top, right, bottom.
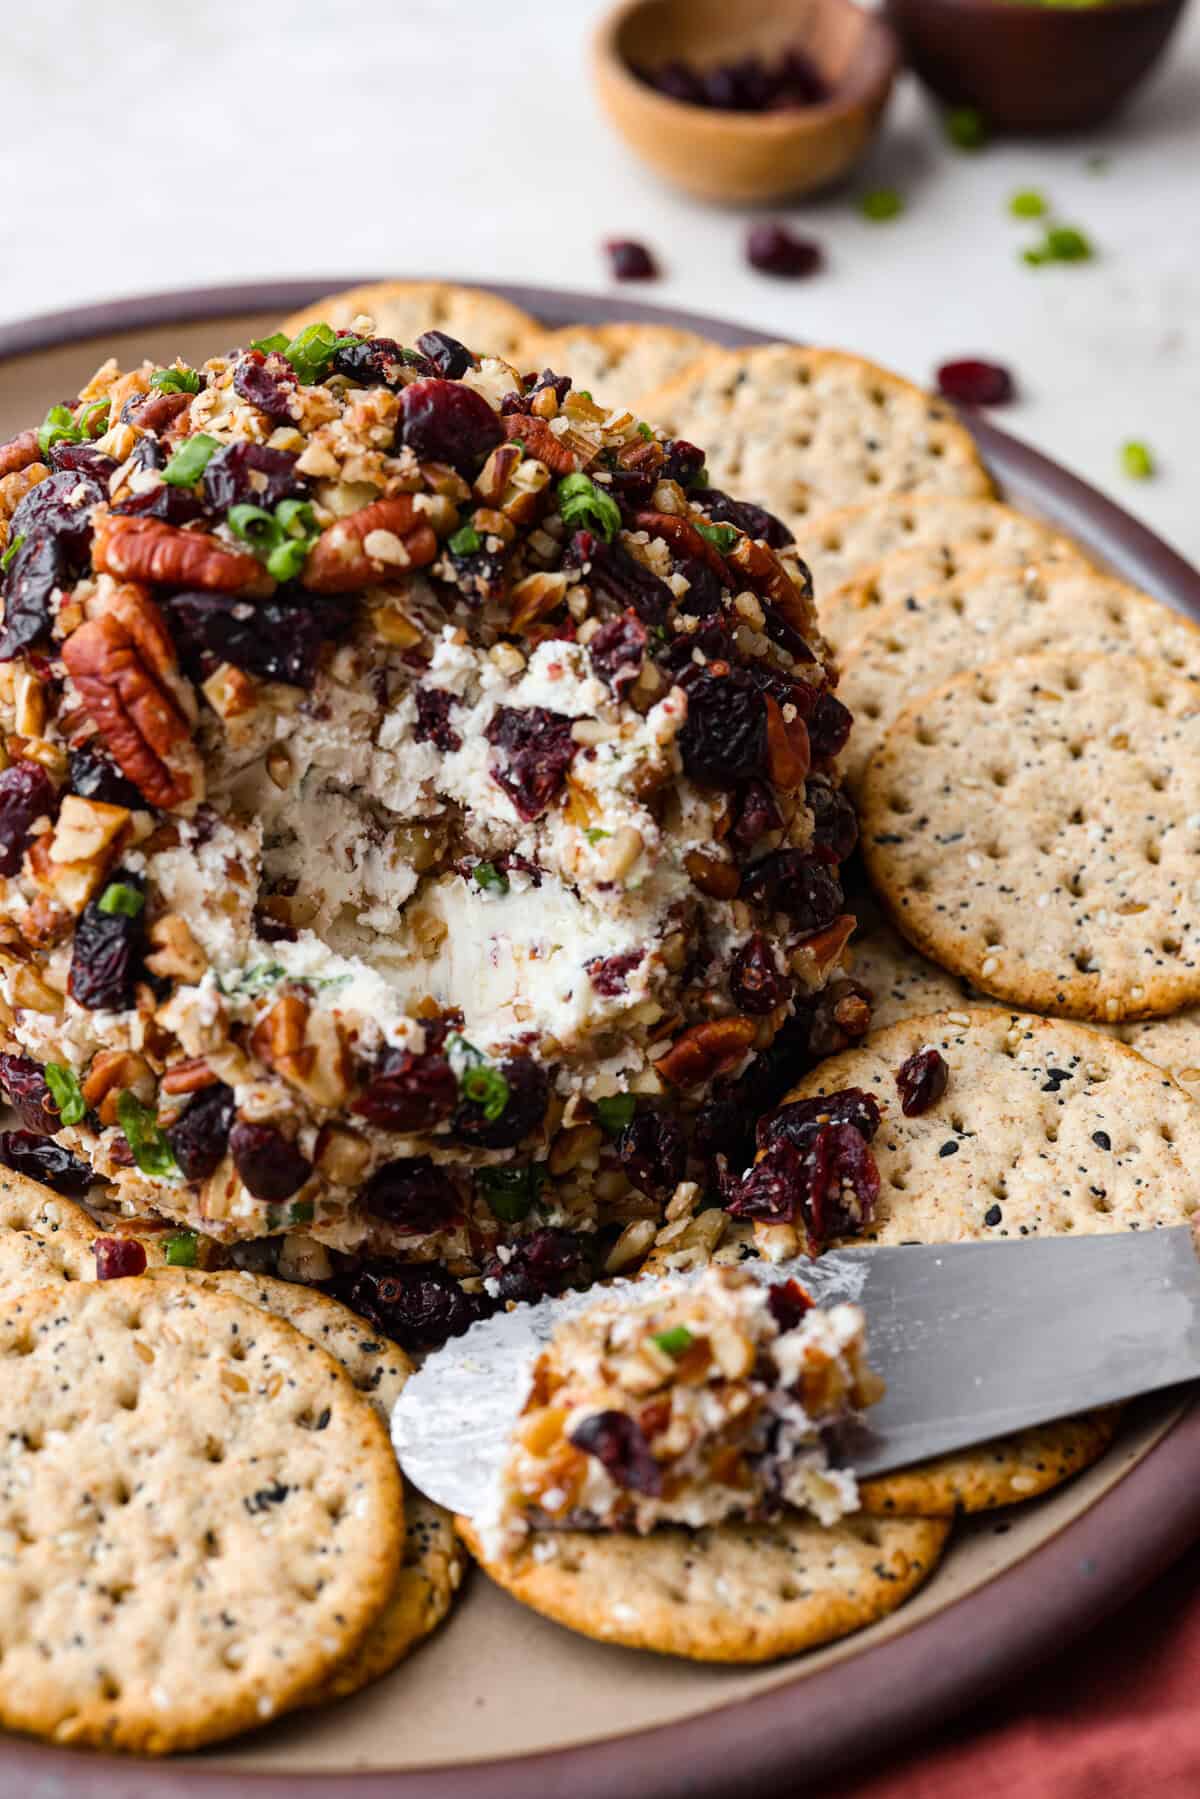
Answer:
2, 0, 1198, 560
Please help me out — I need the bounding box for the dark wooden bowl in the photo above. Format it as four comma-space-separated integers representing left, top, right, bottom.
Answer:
885, 0, 1190, 132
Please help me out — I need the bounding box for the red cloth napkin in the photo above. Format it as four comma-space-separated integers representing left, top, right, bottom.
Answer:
843, 1542, 1200, 1799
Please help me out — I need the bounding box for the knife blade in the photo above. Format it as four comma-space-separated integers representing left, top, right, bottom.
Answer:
390, 1226, 1200, 1519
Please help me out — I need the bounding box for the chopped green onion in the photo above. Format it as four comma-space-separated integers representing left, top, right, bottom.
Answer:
116, 1091, 179, 1180
691, 465, 710, 489
282, 322, 362, 386
35, 399, 109, 458
473, 860, 509, 894
557, 472, 621, 542
595, 1094, 636, 1136
1009, 189, 1048, 218
250, 332, 290, 355
162, 432, 220, 487
695, 521, 739, 554
165, 1230, 199, 1267
577, 390, 593, 401
44, 1062, 86, 1126
1121, 440, 1155, 480
227, 502, 276, 547
221, 961, 287, 996
228, 498, 319, 581
637, 422, 653, 441
461, 1062, 510, 1121
944, 107, 988, 150
274, 497, 314, 537
1, 534, 25, 573
477, 1164, 544, 1224
76, 400, 110, 439
149, 366, 202, 395
510, 438, 526, 456
652, 1325, 694, 1357
860, 187, 904, 222
584, 827, 611, 844
449, 524, 482, 556
288, 1199, 315, 1225
98, 882, 145, 918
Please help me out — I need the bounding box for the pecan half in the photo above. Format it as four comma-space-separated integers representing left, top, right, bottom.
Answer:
93, 514, 273, 598
791, 913, 857, 986
302, 496, 437, 593
88, 581, 178, 679
62, 611, 194, 809
634, 510, 727, 583
502, 414, 580, 477
657, 1017, 757, 1087
763, 694, 810, 791
725, 537, 809, 634
0, 431, 41, 481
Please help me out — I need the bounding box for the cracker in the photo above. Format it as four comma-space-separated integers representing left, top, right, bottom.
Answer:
279, 281, 539, 361
846, 894, 980, 1032
143, 1268, 463, 1702
840, 566, 1200, 790
523, 323, 712, 417
861, 652, 1200, 1019
0, 1225, 95, 1304
0, 1275, 403, 1754
0, 1171, 94, 1241
457, 1512, 950, 1663
641, 345, 993, 535
1113, 1008, 1200, 1101
791, 494, 1089, 604
859, 1410, 1121, 1516
779, 1008, 1200, 1242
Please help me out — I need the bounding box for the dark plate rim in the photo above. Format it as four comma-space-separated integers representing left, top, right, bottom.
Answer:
1, 277, 1198, 1798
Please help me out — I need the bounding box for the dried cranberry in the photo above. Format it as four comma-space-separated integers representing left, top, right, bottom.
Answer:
678, 667, 769, 786
729, 933, 788, 1014
413, 687, 462, 752
896, 1047, 949, 1117
528, 369, 573, 405
636, 47, 827, 111
691, 486, 793, 549
618, 1109, 686, 1198
114, 483, 210, 526
68, 745, 145, 811
807, 781, 858, 864
936, 359, 1016, 407
415, 331, 475, 378
0, 760, 55, 876
453, 1056, 548, 1150
731, 779, 783, 849
588, 949, 644, 996
0, 1130, 92, 1196
352, 1048, 458, 1133
483, 1227, 590, 1304
10, 468, 106, 555
202, 441, 304, 514
233, 350, 298, 421
740, 850, 842, 935
746, 224, 823, 279
166, 1081, 234, 1182
486, 706, 575, 821
674, 555, 724, 618
336, 1261, 483, 1350
397, 378, 503, 474
808, 690, 853, 763
588, 610, 647, 697
229, 1120, 311, 1202
662, 441, 706, 487
564, 531, 672, 628
0, 1053, 60, 1134
362, 1157, 460, 1232
49, 441, 118, 481
164, 591, 344, 688
331, 335, 413, 388
605, 240, 658, 281
768, 1277, 813, 1334
446, 534, 508, 605
569, 1410, 662, 1495
758, 1087, 882, 1155
94, 1237, 148, 1280
68, 870, 145, 1011
0, 531, 69, 660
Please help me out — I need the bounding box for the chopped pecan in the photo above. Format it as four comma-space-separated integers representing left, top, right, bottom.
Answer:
0, 462, 50, 525
302, 496, 437, 593
82, 1048, 155, 1125
252, 992, 351, 1108
725, 537, 809, 634
763, 694, 810, 791
684, 849, 740, 900
161, 1056, 219, 1096
62, 612, 194, 810
93, 514, 273, 598
509, 571, 568, 636
634, 510, 727, 583
657, 1017, 757, 1087
0, 432, 41, 481
791, 914, 857, 985
474, 444, 522, 506
503, 414, 580, 477
145, 912, 207, 983
125, 391, 192, 435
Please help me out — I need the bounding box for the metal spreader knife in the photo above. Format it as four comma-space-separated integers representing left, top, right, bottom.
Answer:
391, 1228, 1200, 1519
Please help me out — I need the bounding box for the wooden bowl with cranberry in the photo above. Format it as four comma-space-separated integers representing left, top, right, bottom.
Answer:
593, 0, 900, 203
885, 0, 1190, 132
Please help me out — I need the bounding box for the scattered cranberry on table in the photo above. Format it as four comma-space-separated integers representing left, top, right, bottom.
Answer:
605, 239, 658, 281
746, 223, 823, 278
896, 1047, 950, 1117
936, 359, 1017, 407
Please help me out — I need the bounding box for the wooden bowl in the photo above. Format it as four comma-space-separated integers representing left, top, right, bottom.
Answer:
593, 0, 900, 204
885, 0, 1190, 133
